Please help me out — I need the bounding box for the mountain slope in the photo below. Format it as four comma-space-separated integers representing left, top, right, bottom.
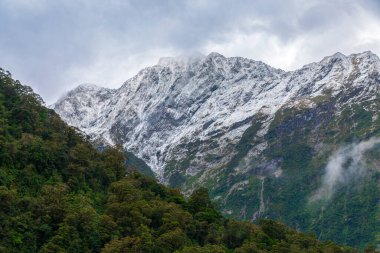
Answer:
53, 52, 380, 248
0, 68, 359, 253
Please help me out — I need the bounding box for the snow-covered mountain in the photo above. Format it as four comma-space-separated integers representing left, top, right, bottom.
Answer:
53, 51, 380, 247
54, 51, 380, 179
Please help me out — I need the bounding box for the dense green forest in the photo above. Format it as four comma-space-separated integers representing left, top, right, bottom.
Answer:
0, 68, 372, 252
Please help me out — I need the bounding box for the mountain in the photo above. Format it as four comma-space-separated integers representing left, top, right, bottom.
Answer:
0, 68, 359, 253
53, 51, 380, 248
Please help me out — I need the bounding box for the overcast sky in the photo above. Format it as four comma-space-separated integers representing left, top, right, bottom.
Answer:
1, 0, 380, 104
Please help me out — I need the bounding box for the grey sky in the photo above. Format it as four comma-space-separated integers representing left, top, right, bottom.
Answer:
1, 0, 380, 104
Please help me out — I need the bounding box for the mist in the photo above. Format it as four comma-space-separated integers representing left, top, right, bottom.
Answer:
310, 137, 380, 202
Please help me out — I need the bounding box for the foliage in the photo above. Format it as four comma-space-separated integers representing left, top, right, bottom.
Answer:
0, 69, 357, 252
193, 94, 380, 250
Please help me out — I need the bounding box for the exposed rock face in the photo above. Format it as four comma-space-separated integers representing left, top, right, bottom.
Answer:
54, 51, 380, 177
53, 51, 380, 247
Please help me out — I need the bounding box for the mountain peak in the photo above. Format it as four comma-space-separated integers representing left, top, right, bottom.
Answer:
319, 52, 347, 64
331, 52, 346, 59
320, 51, 380, 63
55, 50, 380, 173
76, 83, 104, 90
157, 53, 205, 67
52, 51, 380, 248
206, 52, 225, 59
349, 50, 380, 63
351, 50, 377, 57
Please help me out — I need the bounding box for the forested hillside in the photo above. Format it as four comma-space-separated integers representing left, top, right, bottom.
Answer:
0, 68, 365, 252
53, 52, 380, 248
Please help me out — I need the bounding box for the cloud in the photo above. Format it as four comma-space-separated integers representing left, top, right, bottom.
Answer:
202, 0, 380, 70
310, 138, 380, 202
1, 0, 380, 103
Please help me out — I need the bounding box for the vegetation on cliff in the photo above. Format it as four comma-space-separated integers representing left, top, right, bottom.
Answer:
0, 69, 366, 252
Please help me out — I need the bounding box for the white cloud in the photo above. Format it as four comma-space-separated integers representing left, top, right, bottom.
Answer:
201, 1, 380, 71
1, 0, 380, 103
310, 138, 380, 202
64, 45, 179, 92
202, 30, 306, 70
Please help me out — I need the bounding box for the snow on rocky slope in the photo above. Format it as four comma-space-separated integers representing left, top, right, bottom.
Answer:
53, 51, 380, 180
54, 51, 380, 248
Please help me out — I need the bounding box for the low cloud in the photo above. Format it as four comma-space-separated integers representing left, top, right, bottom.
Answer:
310, 138, 380, 202
1, 0, 380, 103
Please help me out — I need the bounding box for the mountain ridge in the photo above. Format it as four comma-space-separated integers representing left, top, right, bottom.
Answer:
53, 51, 380, 247
53, 50, 380, 176
2, 68, 358, 252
